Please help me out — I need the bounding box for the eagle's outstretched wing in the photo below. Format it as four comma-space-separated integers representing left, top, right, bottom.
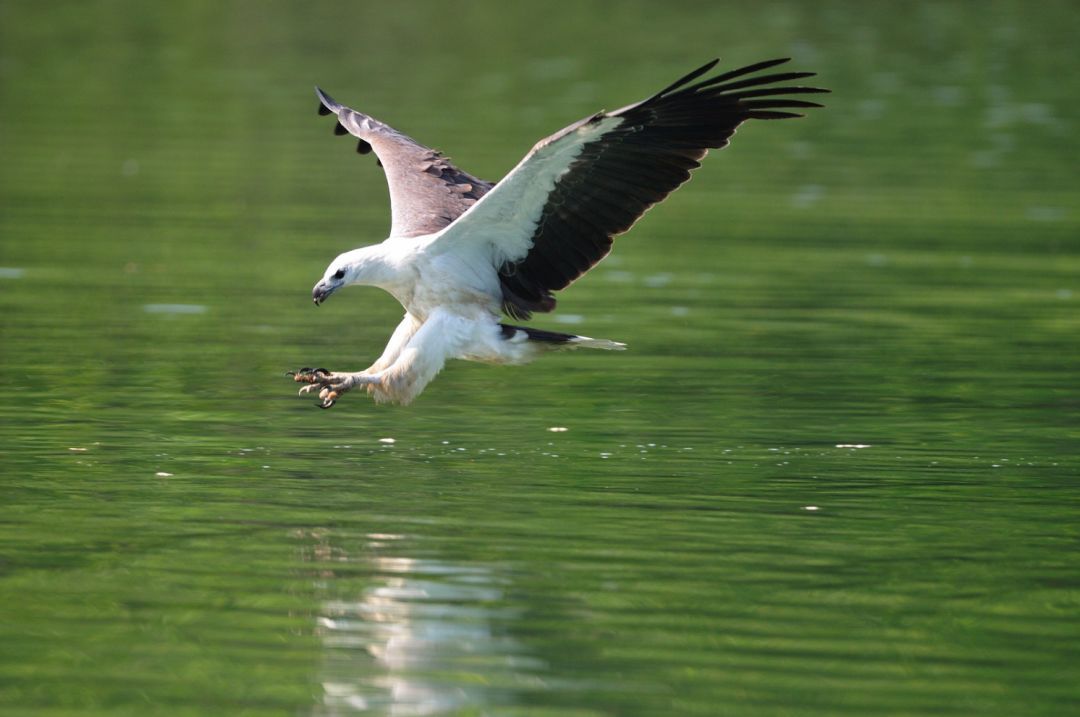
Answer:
315, 88, 494, 238
428, 58, 828, 319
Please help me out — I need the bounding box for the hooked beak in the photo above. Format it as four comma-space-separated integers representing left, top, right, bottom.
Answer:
312, 280, 338, 306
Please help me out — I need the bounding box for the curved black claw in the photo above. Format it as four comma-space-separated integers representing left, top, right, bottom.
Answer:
286, 367, 345, 408
286, 367, 332, 380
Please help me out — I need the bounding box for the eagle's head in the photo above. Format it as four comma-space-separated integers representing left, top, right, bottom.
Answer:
311, 258, 349, 306
311, 246, 388, 305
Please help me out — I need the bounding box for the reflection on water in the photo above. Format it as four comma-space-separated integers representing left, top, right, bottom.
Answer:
310, 534, 537, 716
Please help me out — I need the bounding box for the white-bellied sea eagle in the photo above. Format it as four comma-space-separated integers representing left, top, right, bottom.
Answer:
289, 58, 827, 408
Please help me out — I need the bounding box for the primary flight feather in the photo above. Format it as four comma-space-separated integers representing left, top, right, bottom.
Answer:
289, 57, 827, 408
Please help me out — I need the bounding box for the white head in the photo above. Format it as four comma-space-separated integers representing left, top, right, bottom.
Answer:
311, 246, 384, 305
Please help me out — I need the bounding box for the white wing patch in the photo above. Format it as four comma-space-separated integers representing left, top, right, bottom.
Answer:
429, 115, 624, 269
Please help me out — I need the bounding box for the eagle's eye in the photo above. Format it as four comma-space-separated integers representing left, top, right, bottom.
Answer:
332, 269, 345, 280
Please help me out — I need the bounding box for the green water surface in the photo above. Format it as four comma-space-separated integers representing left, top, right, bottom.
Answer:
1, 2, 1077, 715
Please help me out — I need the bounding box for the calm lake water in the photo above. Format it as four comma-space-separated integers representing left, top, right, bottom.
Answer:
1, 2, 1077, 715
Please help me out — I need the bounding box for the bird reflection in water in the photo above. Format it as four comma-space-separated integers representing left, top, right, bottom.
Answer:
306, 532, 539, 716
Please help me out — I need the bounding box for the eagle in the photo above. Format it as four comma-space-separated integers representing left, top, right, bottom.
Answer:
288, 58, 826, 408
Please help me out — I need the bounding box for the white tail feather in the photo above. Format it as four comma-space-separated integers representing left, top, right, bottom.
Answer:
569, 336, 626, 351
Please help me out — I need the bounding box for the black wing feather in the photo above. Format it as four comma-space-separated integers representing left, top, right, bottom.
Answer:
498, 58, 827, 319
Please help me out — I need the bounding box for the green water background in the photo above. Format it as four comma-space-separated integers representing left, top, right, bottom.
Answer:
1, 1, 1077, 715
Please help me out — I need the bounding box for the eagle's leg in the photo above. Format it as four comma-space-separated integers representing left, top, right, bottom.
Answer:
285, 308, 466, 408
288, 368, 379, 409
286, 313, 422, 408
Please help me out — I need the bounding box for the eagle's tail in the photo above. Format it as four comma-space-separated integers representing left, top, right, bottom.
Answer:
499, 324, 626, 351
568, 335, 626, 350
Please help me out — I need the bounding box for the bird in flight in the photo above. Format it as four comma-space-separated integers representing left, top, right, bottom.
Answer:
289, 57, 826, 408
